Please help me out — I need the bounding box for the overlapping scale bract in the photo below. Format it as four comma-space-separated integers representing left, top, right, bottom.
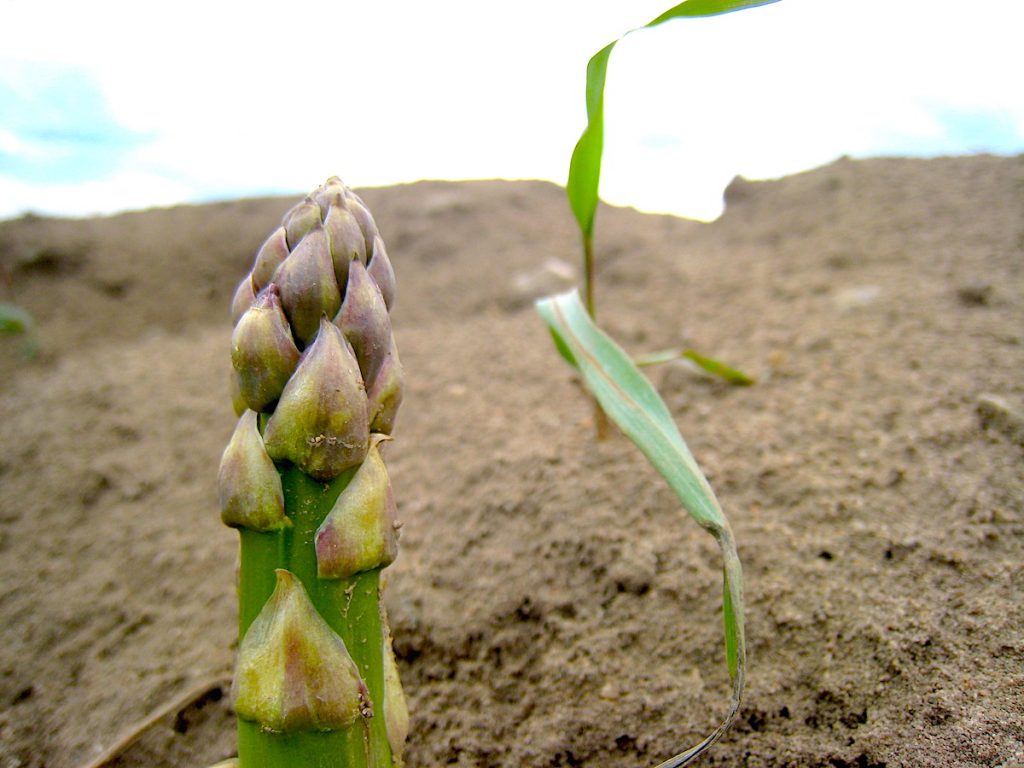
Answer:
226, 176, 404, 492
233, 570, 368, 732
315, 436, 399, 579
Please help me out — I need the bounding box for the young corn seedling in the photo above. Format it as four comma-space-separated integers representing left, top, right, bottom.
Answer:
566, 0, 774, 385
537, 1, 780, 763
220, 178, 407, 768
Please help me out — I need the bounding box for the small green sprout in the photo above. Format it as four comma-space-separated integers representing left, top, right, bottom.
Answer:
0, 302, 38, 359
539, 2, 781, 763
537, 291, 746, 767
636, 348, 755, 386
565, 0, 775, 381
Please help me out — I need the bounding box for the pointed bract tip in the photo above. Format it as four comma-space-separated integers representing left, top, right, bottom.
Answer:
368, 337, 404, 435
272, 225, 342, 347
336, 258, 391, 388
346, 197, 380, 261
315, 440, 399, 579
231, 285, 301, 412
382, 610, 410, 765
314, 177, 349, 216
251, 227, 289, 291
231, 274, 256, 327
263, 318, 369, 480
283, 198, 322, 249
367, 235, 396, 311
233, 569, 366, 732
324, 204, 366, 292
218, 410, 289, 531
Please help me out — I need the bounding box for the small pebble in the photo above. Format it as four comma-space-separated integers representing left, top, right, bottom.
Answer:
504, 258, 576, 309
977, 394, 1024, 446
833, 285, 880, 311
599, 681, 620, 700
956, 282, 993, 306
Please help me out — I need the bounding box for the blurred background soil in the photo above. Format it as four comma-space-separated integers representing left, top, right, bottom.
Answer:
1, 155, 1022, 768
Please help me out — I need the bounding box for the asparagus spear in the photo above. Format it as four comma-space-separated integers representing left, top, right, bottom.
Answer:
219, 179, 407, 768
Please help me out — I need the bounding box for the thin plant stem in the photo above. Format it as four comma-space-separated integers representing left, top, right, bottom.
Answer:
581, 232, 610, 439
582, 232, 596, 320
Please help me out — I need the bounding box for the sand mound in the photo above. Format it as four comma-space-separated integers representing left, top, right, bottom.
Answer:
1, 155, 1022, 768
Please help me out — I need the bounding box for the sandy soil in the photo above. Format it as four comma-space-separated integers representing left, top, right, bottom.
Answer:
1, 155, 1022, 768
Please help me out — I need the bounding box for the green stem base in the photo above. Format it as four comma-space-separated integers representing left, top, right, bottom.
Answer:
237, 465, 392, 768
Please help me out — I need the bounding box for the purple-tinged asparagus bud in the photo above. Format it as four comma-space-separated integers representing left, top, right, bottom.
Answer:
367, 337, 404, 435
367, 235, 396, 311
231, 273, 257, 327
282, 198, 322, 249
346, 195, 380, 259
233, 569, 368, 732
382, 607, 409, 765
263, 318, 369, 480
218, 410, 289, 531
251, 227, 289, 292
324, 204, 366, 292
272, 226, 342, 347
335, 259, 391, 388
315, 436, 399, 579
313, 177, 348, 214
231, 285, 301, 413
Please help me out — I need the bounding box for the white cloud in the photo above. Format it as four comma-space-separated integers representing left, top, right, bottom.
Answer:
0, 171, 195, 218
0, 128, 50, 159
596, 0, 1024, 217
1, 0, 1022, 220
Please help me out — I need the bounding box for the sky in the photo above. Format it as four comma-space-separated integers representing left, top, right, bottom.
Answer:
1, 0, 1022, 222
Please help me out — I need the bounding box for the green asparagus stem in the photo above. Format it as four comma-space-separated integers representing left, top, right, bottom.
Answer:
220, 179, 406, 768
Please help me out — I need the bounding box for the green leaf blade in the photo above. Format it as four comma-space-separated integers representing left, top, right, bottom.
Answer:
0, 302, 39, 359
567, 42, 613, 237
566, 0, 781, 242
536, 289, 746, 766
682, 349, 755, 386
536, 291, 722, 528
648, 0, 780, 26
635, 347, 755, 386
0, 302, 33, 335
